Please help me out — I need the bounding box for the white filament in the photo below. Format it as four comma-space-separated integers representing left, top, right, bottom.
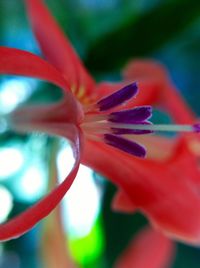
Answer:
82, 121, 195, 133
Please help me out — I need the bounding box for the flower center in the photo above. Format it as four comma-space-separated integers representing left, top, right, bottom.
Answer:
81, 83, 150, 157
71, 85, 96, 106
81, 83, 200, 158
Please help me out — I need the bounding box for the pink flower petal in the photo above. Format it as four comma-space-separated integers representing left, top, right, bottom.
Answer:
123, 59, 168, 85
115, 228, 174, 268
129, 135, 175, 161
0, 47, 69, 89
0, 48, 83, 241
25, 0, 95, 93
112, 190, 136, 213
0, 127, 82, 241
123, 59, 195, 123
0, 47, 82, 125
82, 138, 200, 245
11, 102, 83, 136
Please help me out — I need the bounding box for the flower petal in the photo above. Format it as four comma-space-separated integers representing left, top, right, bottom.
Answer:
123, 59, 168, 85
82, 138, 200, 245
25, 0, 95, 93
112, 190, 136, 213
115, 228, 174, 268
0, 47, 69, 89
128, 135, 175, 161
0, 126, 81, 241
0, 47, 82, 125
123, 59, 195, 123
10, 101, 83, 136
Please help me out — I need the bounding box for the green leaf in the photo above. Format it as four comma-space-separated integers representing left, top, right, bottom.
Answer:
102, 182, 147, 267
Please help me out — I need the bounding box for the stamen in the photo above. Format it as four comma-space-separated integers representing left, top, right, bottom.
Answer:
85, 132, 102, 142
104, 134, 146, 157
83, 121, 199, 133
116, 123, 196, 133
81, 81, 200, 159
109, 106, 152, 123
82, 120, 200, 139
193, 123, 200, 133
97, 83, 138, 111
111, 122, 153, 135
83, 114, 106, 123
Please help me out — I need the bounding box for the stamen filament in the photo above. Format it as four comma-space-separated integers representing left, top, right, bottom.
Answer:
85, 133, 102, 142
82, 121, 197, 133
83, 114, 106, 123
109, 123, 195, 132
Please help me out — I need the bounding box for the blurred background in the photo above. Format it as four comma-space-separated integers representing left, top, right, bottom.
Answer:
0, 0, 200, 267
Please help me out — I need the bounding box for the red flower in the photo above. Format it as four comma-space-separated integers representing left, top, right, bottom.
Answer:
108, 60, 200, 244
0, 0, 199, 244
114, 227, 174, 268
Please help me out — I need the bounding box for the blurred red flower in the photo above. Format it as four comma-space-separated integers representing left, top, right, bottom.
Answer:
114, 227, 174, 268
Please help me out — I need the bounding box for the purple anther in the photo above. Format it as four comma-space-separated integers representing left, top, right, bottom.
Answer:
97, 83, 138, 111
109, 106, 152, 123
111, 121, 153, 135
104, 134, 146, 158
193, 123, 200, 133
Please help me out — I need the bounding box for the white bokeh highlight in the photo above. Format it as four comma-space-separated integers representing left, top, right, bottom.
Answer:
18, 166, 47, 202
0, 147, 24, 179
57, 144, 102, 238
0, 78, 35, 114
0, 186, 13, 223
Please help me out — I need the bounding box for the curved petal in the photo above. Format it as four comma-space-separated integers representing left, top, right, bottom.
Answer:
113, 136, 176, 211
0, 46, 82, 124
160, 85, 195, 124
25, 0, 95, 93
123, 59, 195, 123
0, 46, 69, 89
123, 59, 168, 85
127, 135, 175, 161
115, 228, 174, 268
10, 101, 83, 135
0, 126, 82, 241
82, 138, 200, 245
